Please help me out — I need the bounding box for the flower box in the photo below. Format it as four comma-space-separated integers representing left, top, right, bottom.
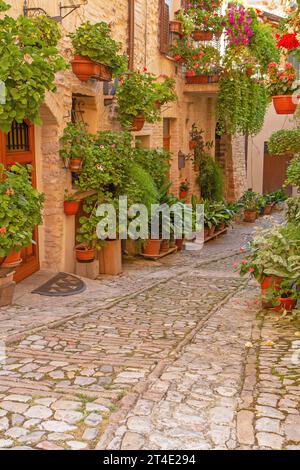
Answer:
272, 95, 297, 115
186, 74, 209, 84
192, 31, 213, 41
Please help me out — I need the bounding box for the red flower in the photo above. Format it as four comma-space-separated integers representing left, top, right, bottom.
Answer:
277, 33, 300, 51
0, 227, 7, 234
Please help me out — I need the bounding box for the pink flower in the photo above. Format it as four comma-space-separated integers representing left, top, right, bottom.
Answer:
248, 268, 254, 273
0, 227, 7, 234
241, 260, 247, 265
111, 144, 116, 148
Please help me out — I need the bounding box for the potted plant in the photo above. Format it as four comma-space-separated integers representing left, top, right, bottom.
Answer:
186, 46, 221, 84
189, 9, 224, 41
225, 4, 254, 47
268, 128, 300, 156
266, 62, 299, 114
189, 123, 209, 151
266, 280, 299, 312
0, 164, 44, 268
0, 8, 67, 133
116, 72, 162, 131
262, 193, 273, 215
179, 179, 189, 199
75, 198, 105, 262
60, 122, 92, 172
153, 77, 177, 109
174, 10, 194, 37
239, 190, 260, 222
69, 21, 127, 82
64, 190, 80, 216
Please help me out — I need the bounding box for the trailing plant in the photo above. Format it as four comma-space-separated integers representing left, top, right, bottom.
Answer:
133, 146, 171, 188
197, 156, 224, 201
0, 164, 44, 257
225, 4, 254, 47
286, 197, 300, 225
266, 62, 298, 96
268, 128, 300, 156
116, 72, 161, 128
125, 163, 158, 211
248, 16, 279, 73
69, 21, 127, 76
217, 71, 269, 135
59, 122, 93, 164
0, 8, 67, 132
284, 155, 300, 189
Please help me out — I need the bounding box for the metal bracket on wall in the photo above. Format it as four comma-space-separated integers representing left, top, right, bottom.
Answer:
23, 0, 88, 21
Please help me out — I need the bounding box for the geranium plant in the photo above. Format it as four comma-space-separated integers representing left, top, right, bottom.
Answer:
266, 62, 297, 96
69, 21, 127, 77
0, 8, 67, 132
187, 46, 221, 76
153, 77, 177, 106
189, 9, 224, 33
0, 164, 44, 258
59, 122, 93, 168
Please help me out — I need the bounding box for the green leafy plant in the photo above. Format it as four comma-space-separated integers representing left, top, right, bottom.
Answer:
187, 46, 221, 76
239, 190, 260, 211
268, 128, 300, 156
286, 197, 300, 225
180, 180, 190, 192
0, 10, 67, 132
285, 156, 300, 189
59, 122, 92, 164
188, 9, 224, 33
266, 62, 298, 96
125, 162, 158, 211
175, 10, 194, 36
116, 72, 161, 128
64, 189, 77, 202
197, 156, 224, 201
69, 21, 127, 76
76, 195, 106, 250
217, 71, 269, 135
133, 147, 171, 188
153, 77, 177, 105
248, 16, 279, 73
0, 164, 44, 257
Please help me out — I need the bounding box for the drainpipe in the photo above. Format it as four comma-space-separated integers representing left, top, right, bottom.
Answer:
128, 0, 135, 70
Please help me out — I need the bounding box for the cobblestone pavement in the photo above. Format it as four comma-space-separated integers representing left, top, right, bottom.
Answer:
0, 216, 299, 450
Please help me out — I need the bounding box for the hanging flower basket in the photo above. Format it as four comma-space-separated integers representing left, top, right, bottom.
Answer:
272, 95, 298, 115
130, 115, 145, 132
186, 73, 209, 84
1, 250, 22, 268
69, 158, 83, 172
169, 21, 183, 35
191, 31, 213, 41
75, 244, 95, 262
71, 55, 100, 82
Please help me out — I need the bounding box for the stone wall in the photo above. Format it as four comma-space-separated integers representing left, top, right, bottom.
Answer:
3, 0, 220, 274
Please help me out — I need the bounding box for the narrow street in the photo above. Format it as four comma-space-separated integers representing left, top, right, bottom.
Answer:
0, 222, 299, 450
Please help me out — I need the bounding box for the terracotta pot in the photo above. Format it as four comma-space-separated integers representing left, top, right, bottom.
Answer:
69, 158, 83, 172
209, 75, 220, 83
160, 239, 170, 253
218, 223, 226, 232
273, 297, 297, 312
209, 226, 216, 237
0, 271, 15, 287
175, 239, 185, 251
263, 204, 273, 216
189, 140, 197, 150
169, 239, 176, 249
191, 30, 213, 41
246, 67, 254, 77
130, 115, 145, 132
244, 210, 257, 223
1, 251, 22, 268
154, 100, 162, 109
272, 95, 297, 115
169, 21, 182, 34
75, 245, 95, 262
98, 63, 112, 82
214, 31, 223, 39
143, 239, 161, 256
180, 190, 188, 199
186, 74, 209, 84
261, 276, 283, 308
71, 55, 100, 82
64, 200, 80, 216
204, 227, 210, 239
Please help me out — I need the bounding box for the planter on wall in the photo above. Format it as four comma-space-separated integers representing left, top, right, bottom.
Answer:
209, 75, 220, 83
186, 74, 209, 84
191, 30, 213, 41
189, 140, 197, 150
272, 95, 297, 115
169, 21, 182, 35
64, 200, 80, 216
71, 55, 112, 82
180, 190, 188, 199
130, 115, 145, 132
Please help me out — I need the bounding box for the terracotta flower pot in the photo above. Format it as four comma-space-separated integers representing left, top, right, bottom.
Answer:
218, 223, 226, 231
209, 75, 220, 83
204, 227, 210, 239
273, 297, 297, 312
1, 251, 22, 268
246, 67, 254, 77
175, 239, 185, 251
209, 226, 216, 237
186, 74, 209, 84
261, 275, 283, 308
169, 21, 182, 35
71, 55, 100, 82
143, 239, 161, 256
64, 200, 80, 216
272, 95, 297, 115
130, 115, 145, 132
191, 31, 213, 41
69, 158, 83, 172
75, 245, 95, 262
160, 239, 170, 253
189, 140, 197, 150
263, 204, 273, 216
180, 190, 188, 199
244, 210, 257, 223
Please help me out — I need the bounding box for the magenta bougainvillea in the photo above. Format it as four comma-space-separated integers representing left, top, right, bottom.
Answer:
225, 4, 254, 46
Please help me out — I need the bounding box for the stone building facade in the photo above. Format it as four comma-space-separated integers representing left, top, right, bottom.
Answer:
0, 0, 246, 280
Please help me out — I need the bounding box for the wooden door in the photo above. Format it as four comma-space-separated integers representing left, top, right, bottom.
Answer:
0, 121, 40, 282
263, 149, 292, 196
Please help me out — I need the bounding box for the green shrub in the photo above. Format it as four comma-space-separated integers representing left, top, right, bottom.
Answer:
285, 156, 300, 189
197, 156, 224, 201
268, 128, 300, 156
134, 147, 171, 188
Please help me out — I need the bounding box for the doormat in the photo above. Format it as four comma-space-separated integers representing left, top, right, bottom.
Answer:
32, 272, 86, 297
